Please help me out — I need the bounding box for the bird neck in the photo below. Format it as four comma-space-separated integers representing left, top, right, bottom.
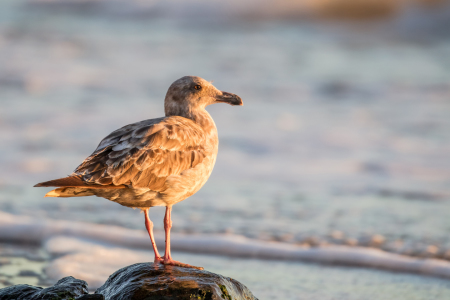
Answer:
189, 109, 217, 132
166, 108, 217, 132
193, 109, 219, 152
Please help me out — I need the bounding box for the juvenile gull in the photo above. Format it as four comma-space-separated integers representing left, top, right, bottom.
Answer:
35, 76, 243, 269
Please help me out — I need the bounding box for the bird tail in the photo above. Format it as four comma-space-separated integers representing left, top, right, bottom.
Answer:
34, 175, 94, 198
34, 175, 86, 188
35, 175, 126, 198
44, 187, 95, 198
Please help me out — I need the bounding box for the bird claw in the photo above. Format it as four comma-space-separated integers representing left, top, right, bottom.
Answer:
163, 259, 204, 270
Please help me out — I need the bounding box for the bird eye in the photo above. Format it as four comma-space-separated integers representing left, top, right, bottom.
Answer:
194, 85, 202, 90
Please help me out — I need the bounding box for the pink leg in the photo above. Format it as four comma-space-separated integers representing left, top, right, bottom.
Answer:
144, 208, 163, 264
163, 206, 203, 270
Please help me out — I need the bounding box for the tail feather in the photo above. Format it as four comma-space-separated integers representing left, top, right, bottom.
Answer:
34, 175, 85, 187
45, 187, 95, 198
34, 175, 125, 189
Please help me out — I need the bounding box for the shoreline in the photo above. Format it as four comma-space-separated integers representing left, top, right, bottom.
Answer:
3, 238, 450, 299
2, 211, 450, 281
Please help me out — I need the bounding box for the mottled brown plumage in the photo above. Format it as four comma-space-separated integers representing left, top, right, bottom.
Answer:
35, 75, 243, 269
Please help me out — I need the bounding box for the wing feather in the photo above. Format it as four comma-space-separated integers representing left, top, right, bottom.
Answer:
74, 116, 206, 191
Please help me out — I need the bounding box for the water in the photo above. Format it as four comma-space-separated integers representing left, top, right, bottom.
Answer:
1, 0, 450, 297
4, 238, 450, 299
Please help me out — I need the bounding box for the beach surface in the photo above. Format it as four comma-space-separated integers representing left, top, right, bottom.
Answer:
1, 0, 450, 298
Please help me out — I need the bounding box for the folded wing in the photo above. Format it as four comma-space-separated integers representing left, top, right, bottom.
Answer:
70, 116, 207, 191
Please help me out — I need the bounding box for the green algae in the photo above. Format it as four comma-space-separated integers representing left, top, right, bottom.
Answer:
219, 285, 232, 300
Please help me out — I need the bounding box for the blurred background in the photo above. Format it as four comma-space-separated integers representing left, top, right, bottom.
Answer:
1, 0, 450, 298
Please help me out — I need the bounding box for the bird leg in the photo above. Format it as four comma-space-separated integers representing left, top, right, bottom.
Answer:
144, 208, 163, 264
163, 206, 203, 270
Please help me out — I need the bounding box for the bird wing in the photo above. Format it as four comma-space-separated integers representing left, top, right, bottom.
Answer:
73, 116, 207, 191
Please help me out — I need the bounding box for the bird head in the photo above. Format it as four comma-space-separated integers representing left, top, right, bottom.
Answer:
164, 76, 243, 117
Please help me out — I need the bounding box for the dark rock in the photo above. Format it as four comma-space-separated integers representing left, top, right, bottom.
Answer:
0, 264, 257, 300
0, 284, 38, 300
0, 276, 90, 300
18, 270, 41, 277
77, 295, 105, 300
95, 263, 258, 300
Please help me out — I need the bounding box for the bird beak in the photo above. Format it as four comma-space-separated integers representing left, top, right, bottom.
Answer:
215, 91, 243, 106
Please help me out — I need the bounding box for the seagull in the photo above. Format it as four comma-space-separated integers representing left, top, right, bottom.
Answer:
34, 76, 243, 269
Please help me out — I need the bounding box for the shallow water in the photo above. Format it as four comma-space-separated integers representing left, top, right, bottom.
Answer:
4, 239, 450, 300
179, 252, 450, 300
1, 0, 450, 295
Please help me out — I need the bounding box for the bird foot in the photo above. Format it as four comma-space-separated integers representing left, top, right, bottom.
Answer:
163, 259, 204, 270
154, 256, 164, 265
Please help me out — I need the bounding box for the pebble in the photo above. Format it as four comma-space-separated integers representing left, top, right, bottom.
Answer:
398, 242, 415, 256
357, 235, 372, 247
18, 270, 41, 277
297, 242, 311, 248
382, 240, 404, 253
319, 240, 330, 247
406, 243, 438, 258
257, 232, 273, 241
345, 238, 358, 246
329, 230, 344, 240
294, 233, 310, 244
279, 233, 294, 242
0, 279, 12, 286
305, 236, 323, 247
370, 234, 386, 247
356, 234, 385, 247
421, 245, 439, 257
224, 228, 234, 234
427, 245, 439, 254
0, 258, 11, 266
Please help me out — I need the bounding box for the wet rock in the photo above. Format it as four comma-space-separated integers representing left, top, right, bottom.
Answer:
0, 276, 92, 300
95, 262, 258, 300
0, 284, 38, 300
0, 263, 257, 300
77, 295, 105, 300
18, 270, 41, 277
